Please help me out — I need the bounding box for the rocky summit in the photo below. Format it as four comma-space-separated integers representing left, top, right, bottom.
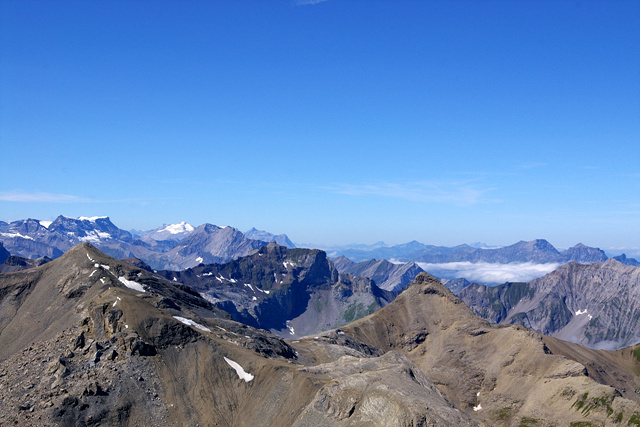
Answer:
158, 242, 393, 338
1, 243, 639, 426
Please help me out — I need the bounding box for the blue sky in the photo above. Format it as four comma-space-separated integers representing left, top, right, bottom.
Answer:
1, 0, 639, 253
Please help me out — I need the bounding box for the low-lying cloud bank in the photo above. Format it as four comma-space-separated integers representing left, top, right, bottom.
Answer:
416, 261, 562, 285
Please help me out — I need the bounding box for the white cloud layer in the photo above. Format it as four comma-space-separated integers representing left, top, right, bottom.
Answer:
417, 261, 562, 285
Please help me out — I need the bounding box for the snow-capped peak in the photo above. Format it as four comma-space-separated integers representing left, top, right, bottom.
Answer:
159, 221, 195, 234
78, 216, 108, 222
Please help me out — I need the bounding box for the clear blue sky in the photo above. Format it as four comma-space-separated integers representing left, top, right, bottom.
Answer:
1, 0, 639, 253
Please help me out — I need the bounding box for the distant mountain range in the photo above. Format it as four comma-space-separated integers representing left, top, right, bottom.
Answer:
0, 216, 296, 271
3, 216, 637, 275
458, 259, 640, 350
323, 238, 635, 265
2, 242, 639, 426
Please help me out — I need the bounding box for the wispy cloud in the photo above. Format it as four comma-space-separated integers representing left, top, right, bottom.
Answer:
0, 191, 92, 203
323, 180, 497, 205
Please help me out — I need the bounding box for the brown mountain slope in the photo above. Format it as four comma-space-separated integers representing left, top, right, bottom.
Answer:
338, 272, 640, 426
0, 244, 476, 426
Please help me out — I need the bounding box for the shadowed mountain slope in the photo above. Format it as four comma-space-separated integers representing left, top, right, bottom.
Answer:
159, 242, 394, 338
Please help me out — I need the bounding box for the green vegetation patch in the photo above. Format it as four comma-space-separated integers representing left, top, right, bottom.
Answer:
343, 303, 362, 323
343, 302, 378, 323
519, 416, 539, 427
571, 393, 589, 411
614, 412, 623, 424
495, 406, 512, 421
628, 412, 640, 427
571, 393, 615, 418
366, 302, 377, 314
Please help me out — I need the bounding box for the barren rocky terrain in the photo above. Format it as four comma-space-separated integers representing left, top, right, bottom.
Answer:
1, 243, 639, 426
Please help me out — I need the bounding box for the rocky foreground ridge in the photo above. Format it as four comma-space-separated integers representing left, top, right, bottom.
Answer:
0, 243, 639, 426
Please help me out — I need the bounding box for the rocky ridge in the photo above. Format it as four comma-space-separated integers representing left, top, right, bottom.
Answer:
459, 259, 640, 350
332, 255, 425, 292
159, 242, 393, 338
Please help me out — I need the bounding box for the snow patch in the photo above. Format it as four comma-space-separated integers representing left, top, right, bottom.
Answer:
252, 296, 257, 301
87, 253, 96, 262
1, 232, 34, 240
575, 309, 588, 316
79, 216, 107, 222
223, 357, 254, 382
89, 270, 97, 277
473, 404, 482, 411
118, 276, 146, 293
244, 283, 254, 292
286, 321, 295, 336
39, 220, 52, 228
195, 257, 203, 264
173, 316, 211, 332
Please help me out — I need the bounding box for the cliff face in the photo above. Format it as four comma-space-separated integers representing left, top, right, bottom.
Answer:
159, 243, 393, 338
459, 259, 640, 349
